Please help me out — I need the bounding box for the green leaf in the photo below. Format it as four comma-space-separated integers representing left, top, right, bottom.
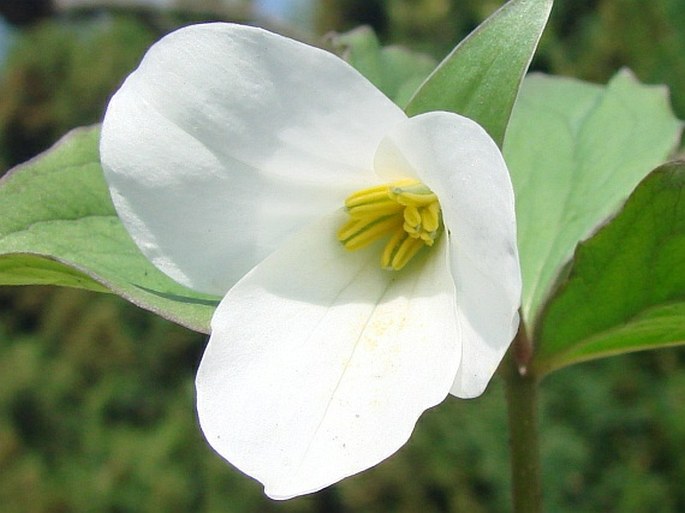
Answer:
0, 126, 217, 333
505, 71, 682, 329
533, 162, 685, 374
405, 0, 553, 146
329, 26, 437, 108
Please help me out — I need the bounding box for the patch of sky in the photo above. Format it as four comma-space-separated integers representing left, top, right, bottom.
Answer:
0, 16, 16, 71
254, 0, 314, 31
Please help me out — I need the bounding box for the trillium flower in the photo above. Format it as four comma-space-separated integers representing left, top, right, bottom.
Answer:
100, 23, 521, 499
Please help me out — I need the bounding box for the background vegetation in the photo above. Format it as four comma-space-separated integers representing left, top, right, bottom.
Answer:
1, 1, 684, 512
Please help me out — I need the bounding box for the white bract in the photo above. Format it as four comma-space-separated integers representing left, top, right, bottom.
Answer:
100, 23, 521, 500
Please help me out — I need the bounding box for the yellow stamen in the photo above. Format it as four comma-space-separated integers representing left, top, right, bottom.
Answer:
403, 205, 422, 227
338, 215, 403, 251
347, 199, 403, 218
338, 179, 443, 271
389, 182, 438, 206
421, 202, 441, 232
380, 228, 408, 269
344, 184, 391, 206
389, 234, 425, 271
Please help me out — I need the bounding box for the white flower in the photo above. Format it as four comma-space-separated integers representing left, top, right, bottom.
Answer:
100, 23, 521, 499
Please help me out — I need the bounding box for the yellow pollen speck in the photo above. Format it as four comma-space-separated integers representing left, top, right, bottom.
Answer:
338, 179, 443, 271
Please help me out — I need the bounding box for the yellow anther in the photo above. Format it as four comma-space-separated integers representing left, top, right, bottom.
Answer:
381, 230, 426, 271
421, 202, 441, 232
403, 205, 422, 228
338, 178, 443, 271
389, 182, 438, 206
345, 188, 390, 208
338, 215, 403, 251
403, 222, 420, 236
393, 236, 425, 270
380, 228, 407, 269
347, 199, 403, 219
344, 184, 389, 206
419, 231, 436, 246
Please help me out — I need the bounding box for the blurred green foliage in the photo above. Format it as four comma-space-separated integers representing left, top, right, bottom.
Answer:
0, 14, 156, 170
542, 0, 685, 121
3, 287, 685, 512
1, 1, 684, 512
319, 0, 685, 124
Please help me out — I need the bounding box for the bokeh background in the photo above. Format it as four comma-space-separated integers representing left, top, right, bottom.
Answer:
1, 1, 684, 512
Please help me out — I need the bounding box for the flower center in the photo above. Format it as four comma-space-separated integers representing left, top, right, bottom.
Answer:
337, 179, 443, 271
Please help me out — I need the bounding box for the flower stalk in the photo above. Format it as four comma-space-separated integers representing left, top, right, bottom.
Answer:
503, 328, 542, 513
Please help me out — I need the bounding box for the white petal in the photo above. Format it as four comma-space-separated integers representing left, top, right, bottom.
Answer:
375, 112, 522, 398
196, 212, 460, 499
100, 23, 405, 295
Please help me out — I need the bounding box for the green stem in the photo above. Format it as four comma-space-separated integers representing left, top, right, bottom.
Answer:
503, 328, 542, 513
